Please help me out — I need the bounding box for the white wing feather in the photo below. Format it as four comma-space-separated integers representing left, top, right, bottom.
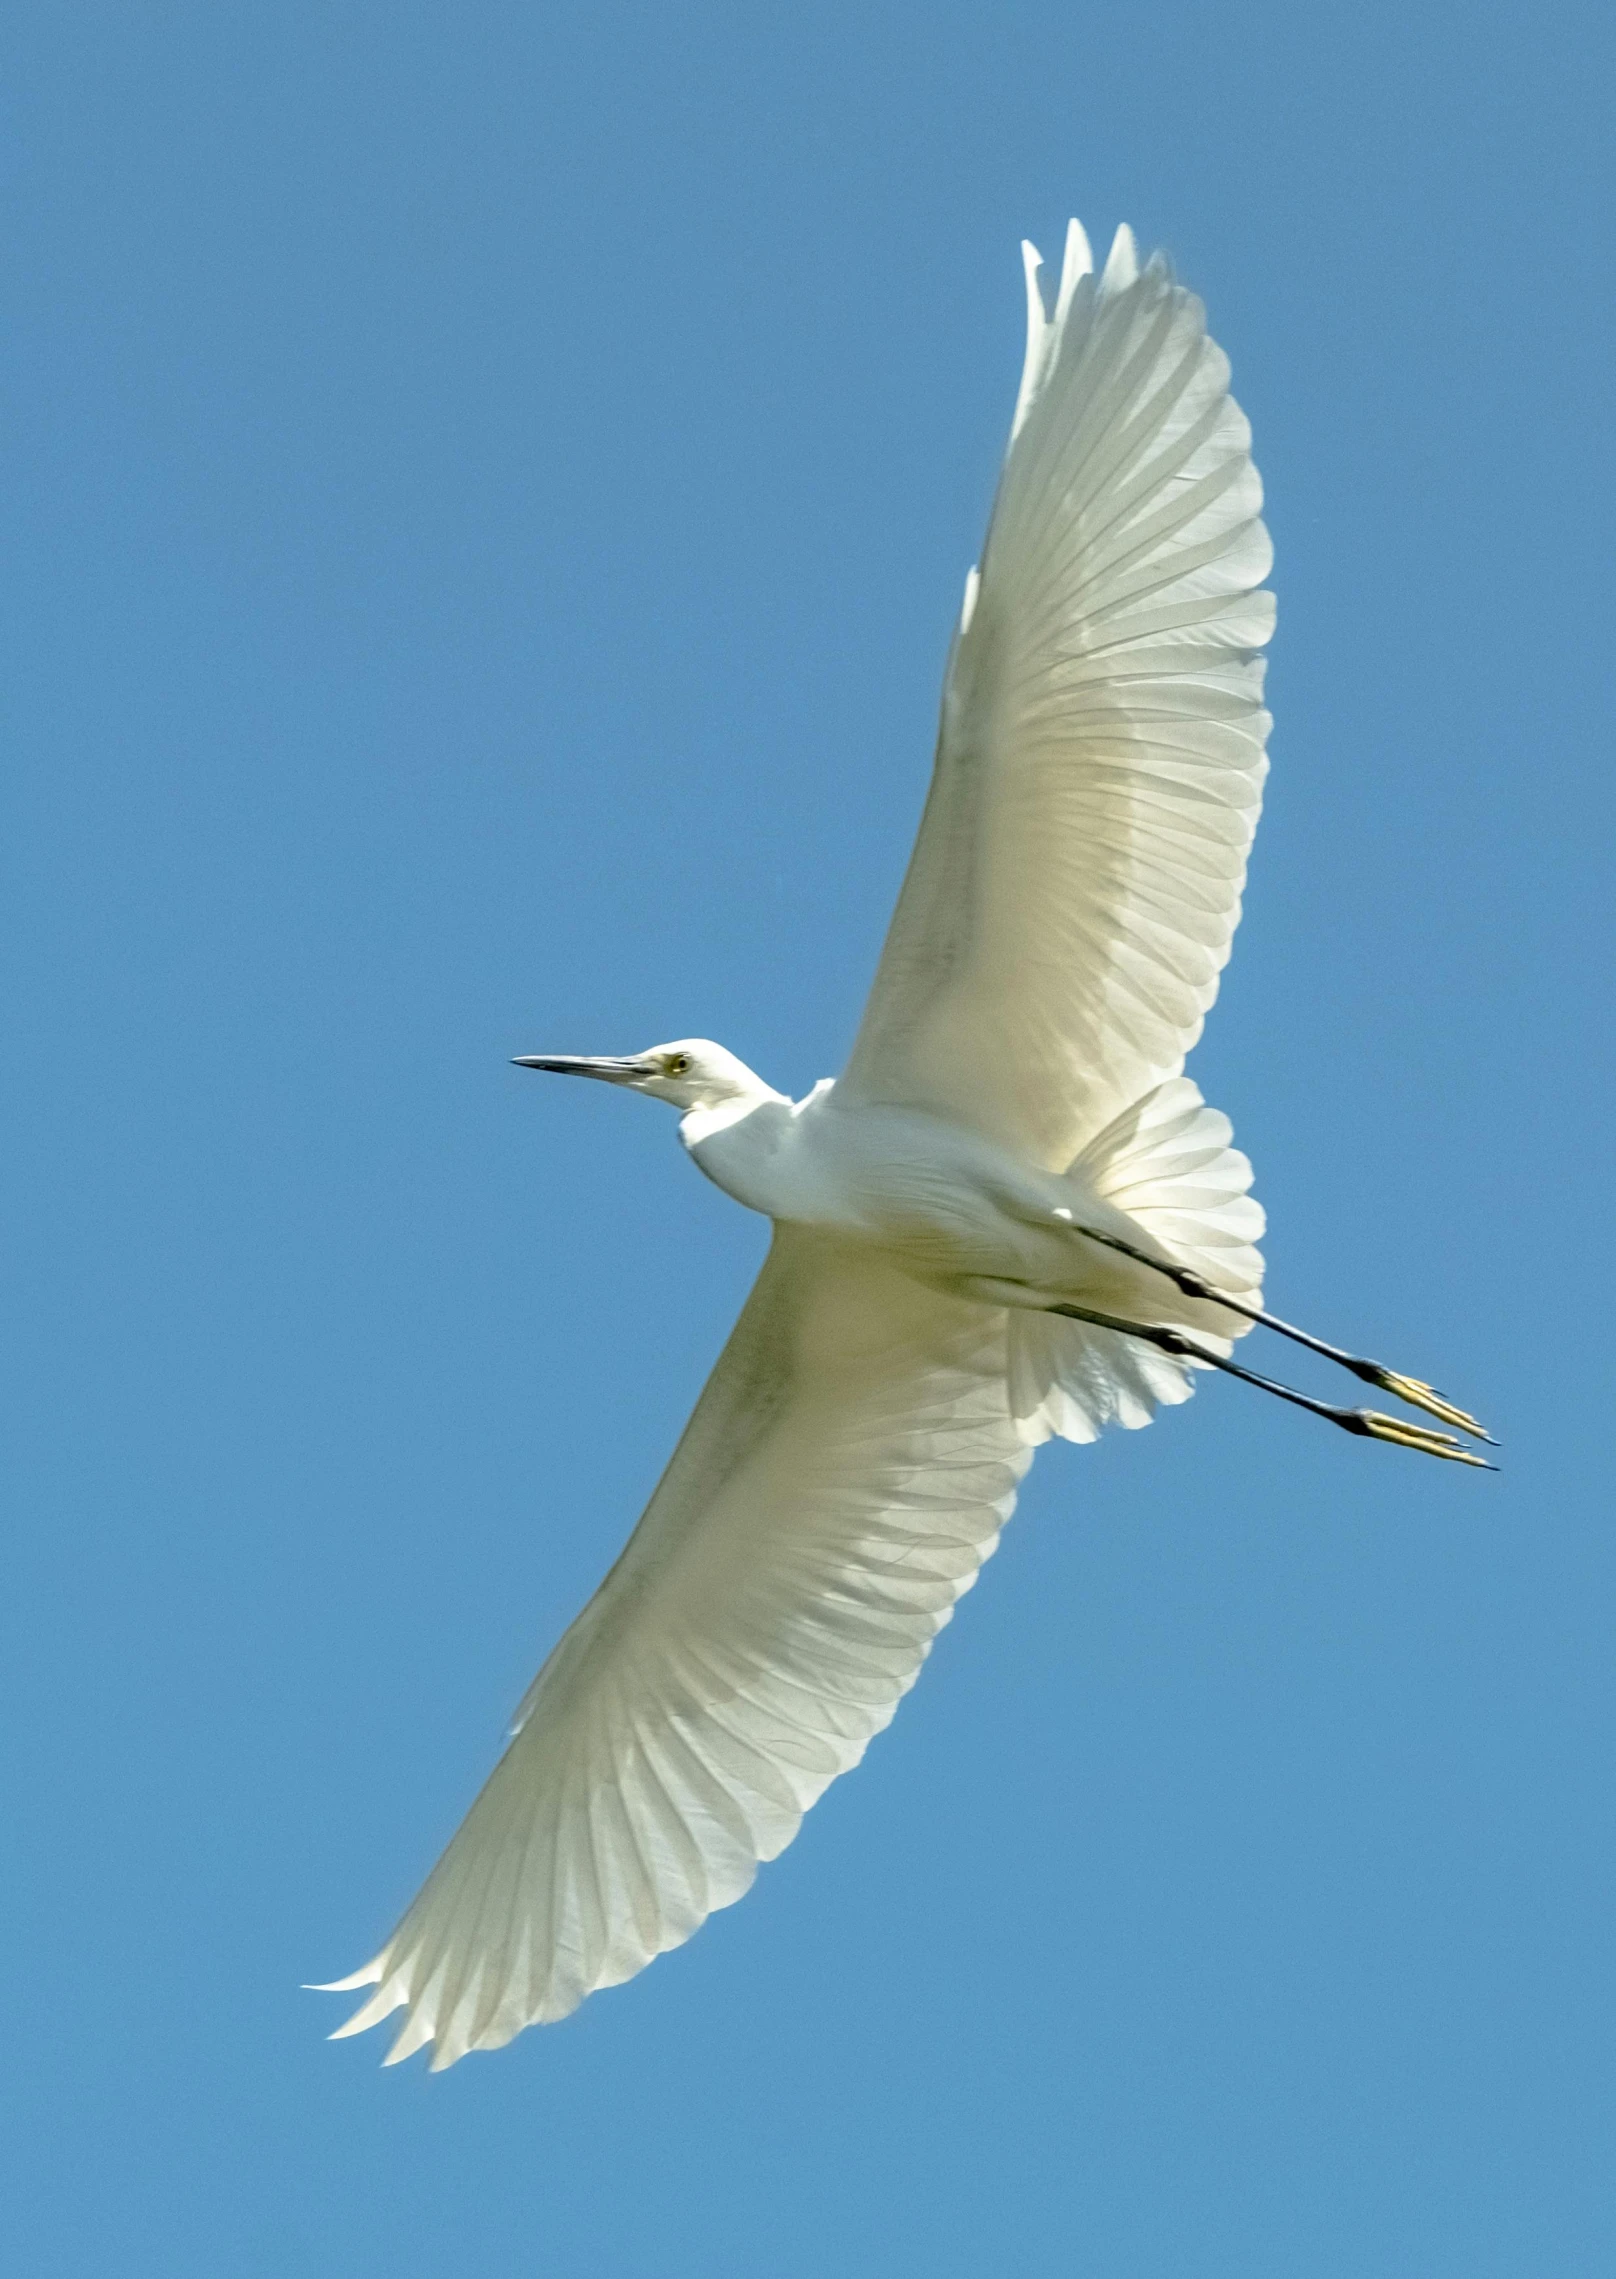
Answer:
326, 1231, 1028, 2067
843, 222, 1274, 1167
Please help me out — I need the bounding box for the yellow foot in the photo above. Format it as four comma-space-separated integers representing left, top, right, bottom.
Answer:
1369, 1370, 1495, 1444
1347, 1409, 1497, 1469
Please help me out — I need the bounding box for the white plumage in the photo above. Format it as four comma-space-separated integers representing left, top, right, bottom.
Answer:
319, 220, 1489, 2070
844, 221, 1272, 1168
328, 1234, 1030, 2067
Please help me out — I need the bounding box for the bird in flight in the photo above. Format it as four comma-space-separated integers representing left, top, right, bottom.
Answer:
319, 219, 1492, 2070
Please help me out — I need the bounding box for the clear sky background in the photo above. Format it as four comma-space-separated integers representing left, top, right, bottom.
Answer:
6, 4, 1614, 2273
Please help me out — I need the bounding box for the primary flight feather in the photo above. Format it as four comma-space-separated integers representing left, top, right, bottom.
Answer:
319, 220, 1491, 2072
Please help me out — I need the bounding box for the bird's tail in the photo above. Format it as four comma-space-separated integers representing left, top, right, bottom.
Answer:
1006, 1079, 1265, 1445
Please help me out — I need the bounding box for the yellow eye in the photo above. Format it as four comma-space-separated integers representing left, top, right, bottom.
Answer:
666, 1053, 692, 1077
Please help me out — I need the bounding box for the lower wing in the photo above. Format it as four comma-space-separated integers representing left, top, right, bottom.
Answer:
321, 1228, 1030, 2068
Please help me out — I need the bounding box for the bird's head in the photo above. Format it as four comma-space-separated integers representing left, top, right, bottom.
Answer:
512, 1038, 776, 1114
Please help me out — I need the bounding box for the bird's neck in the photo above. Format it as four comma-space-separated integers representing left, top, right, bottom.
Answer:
679, 1078, 789, 1150
680, 1086, 816, 1217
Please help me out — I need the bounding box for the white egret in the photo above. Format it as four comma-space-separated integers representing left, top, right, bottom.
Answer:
319, 220, 1491, 2070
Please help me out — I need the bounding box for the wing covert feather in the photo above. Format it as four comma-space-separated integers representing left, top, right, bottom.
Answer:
329, 1231, 1028, 2067
843, 223, 1274, 1166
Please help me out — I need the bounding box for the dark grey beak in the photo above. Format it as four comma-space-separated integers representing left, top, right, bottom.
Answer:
511, 1054, 655, 1084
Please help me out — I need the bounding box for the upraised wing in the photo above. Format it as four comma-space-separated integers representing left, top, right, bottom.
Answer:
324, 1231, 1028, 2067
842, 222, 1274, 1170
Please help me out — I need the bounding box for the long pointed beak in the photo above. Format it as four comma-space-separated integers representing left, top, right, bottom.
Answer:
511, 1054, 656, 1084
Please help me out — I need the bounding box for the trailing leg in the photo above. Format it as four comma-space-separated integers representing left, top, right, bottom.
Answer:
1050, 1216, 1493, 1444
1043, 1302, 1495, 1469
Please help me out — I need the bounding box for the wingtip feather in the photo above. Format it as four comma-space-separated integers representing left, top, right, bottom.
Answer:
1011, 239, 1050, 442
382, 2008, 438, 2068
1054, 218, 1093, 324
1101, 222, 1139, 291
328, 1980, 409, 2041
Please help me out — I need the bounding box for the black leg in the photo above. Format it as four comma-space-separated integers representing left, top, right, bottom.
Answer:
1054, 1220, 1494, 1444
1044, 1301, 1496, 1469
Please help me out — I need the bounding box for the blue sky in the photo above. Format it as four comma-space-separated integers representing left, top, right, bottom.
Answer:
6, 3, 1614, 2272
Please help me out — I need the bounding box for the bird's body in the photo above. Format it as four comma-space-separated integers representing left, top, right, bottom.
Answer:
319, 219, 1488, 2072
687, 1076, 1074, 1271
685, 1072, 1234, 1338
